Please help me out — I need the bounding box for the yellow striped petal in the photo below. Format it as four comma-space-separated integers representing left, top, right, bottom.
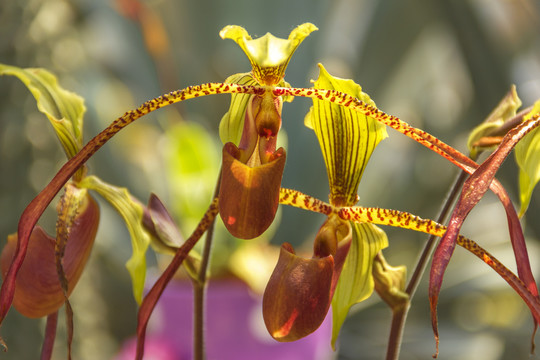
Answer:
306, 64, 388, 207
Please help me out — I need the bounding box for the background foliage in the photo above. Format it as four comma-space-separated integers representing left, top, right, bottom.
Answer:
1, 0, 540, 359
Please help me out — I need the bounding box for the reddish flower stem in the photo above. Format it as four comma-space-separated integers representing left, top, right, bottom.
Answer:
192, 172, 221, 360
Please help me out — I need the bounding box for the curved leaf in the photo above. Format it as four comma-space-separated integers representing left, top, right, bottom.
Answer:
78, 175, 150, 304
430, 114, 540, 355
0, 63, 85, 159
515, 101, 540, 217
467, 85, 521, 155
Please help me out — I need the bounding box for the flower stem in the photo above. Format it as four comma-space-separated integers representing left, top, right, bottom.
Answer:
385, 168, 469, 360
193, 172, 221, 360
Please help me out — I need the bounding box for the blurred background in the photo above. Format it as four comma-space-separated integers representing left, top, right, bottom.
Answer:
1, 0, 540, 359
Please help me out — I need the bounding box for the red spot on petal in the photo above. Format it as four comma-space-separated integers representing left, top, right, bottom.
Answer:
227, 216, 236, 225
273, 308, 299, 339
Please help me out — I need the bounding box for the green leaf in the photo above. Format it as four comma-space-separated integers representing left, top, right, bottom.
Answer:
331, 222, 388, 349
467, 85, 522, 156
78, 175, 151, 304
305, 64, 388, 207
515, 100, 540, 217
0, 63, 85, 159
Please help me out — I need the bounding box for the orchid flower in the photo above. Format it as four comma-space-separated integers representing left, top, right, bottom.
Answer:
1, 23, 540, 360
263, 63, 389, 345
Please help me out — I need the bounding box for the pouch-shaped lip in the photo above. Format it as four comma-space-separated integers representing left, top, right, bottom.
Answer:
262, 243, 334, 342
219, 142, 286, 239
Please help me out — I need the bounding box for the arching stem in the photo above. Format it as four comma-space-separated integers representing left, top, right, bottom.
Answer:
0, 83, 261, 331
338, 206, 540, 320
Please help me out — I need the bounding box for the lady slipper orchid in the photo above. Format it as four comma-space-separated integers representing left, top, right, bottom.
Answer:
2, 23, 540, 360
263, 64, 389, 343
0, 65, 157, 358
217, 23, 316, 239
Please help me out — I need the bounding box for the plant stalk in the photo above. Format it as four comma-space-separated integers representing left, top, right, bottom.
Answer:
385, 168, 470, 360
193, 171, 221, 360
385, 105, 535, 358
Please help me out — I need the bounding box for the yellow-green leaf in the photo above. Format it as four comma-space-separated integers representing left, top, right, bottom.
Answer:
220, 23, 317, 86
515, 100, 540, 217
306, 64, 388, 207
0, 63, 85, 159
78, 175, 151, 304
467, 85, 521, 156
331, 222, 388, 349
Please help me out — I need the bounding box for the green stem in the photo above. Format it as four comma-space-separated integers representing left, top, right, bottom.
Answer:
385, 168, 470, 360
193, 171, 221, 360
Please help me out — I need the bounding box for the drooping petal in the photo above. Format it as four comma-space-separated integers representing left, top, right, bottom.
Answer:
305, 64, 388, 207
331, 222, 388, 348
78, 175, 151, 304
220, 23, 318, 86
219, 142, 286, 239
262, 243, 334, 342
0, 64, 85, 160
0, 190, 99, 318
515, 101, 540, 217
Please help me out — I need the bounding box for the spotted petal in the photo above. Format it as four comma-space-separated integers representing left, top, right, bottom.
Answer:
305, 64, 388, 207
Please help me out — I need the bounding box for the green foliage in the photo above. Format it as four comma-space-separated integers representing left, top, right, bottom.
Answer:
515, 101, 540, 217
0, 64, 85, 159
78, 175, 151, 304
